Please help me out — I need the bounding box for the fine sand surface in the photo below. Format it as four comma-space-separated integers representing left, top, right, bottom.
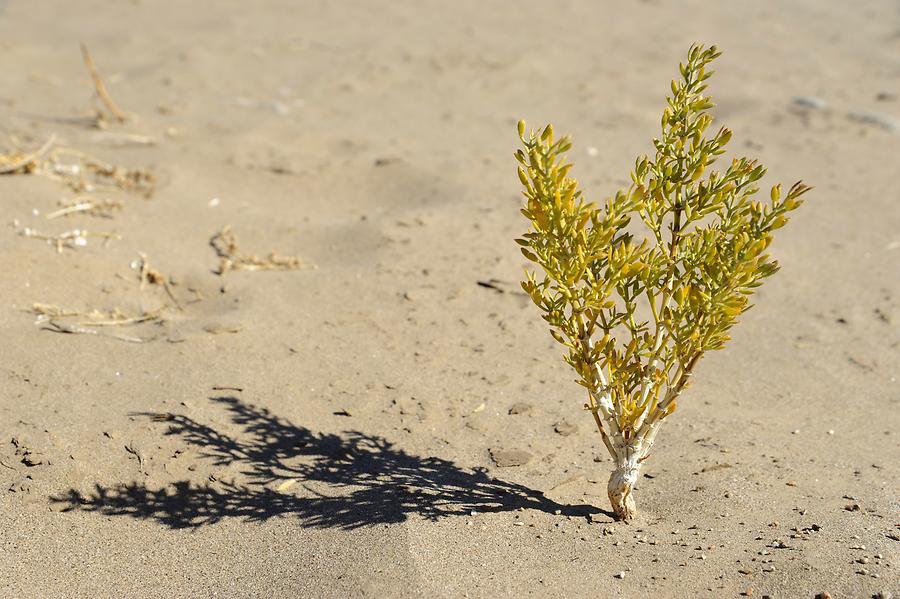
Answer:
1, 1, 898, 597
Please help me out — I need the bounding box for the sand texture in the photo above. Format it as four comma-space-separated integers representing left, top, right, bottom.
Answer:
0, 1, 898, 597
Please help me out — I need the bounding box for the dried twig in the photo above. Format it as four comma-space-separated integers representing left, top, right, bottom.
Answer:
1, 136, 155, 197
33, 303, 163, 343
44, 148, 155, 197
45, 196, 123, 219
17, 225, 120, 253
32, 303, 164, 327
42, 320, 149, 343
137, 253, 183, 310
80, 43, 128, 123
0, 134, 56, 175
89, 131, 157, 147
209, 225, 313, 275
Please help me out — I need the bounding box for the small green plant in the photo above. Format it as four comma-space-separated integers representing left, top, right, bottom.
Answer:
515, 44, 810, 521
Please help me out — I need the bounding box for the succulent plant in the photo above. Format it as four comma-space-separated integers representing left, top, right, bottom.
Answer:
515, 44, 810, 521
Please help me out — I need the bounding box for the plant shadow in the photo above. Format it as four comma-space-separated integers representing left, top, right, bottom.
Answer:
52, 396, 610, 529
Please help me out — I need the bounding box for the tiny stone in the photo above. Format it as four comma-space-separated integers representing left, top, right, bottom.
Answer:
507, 402, 532, 415
857, 557, 869, 564
814, 594, 832, 599
741, 588, 753, 597
847, 110, 899, 132
793, 96, 826, 110
614, 571, 625, 579
489, 448, 532, 468
554, 421, 578, 436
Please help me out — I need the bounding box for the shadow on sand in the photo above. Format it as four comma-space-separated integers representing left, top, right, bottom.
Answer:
52, 396, 608, 529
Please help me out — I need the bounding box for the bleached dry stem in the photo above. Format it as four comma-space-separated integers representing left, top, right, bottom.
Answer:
608, 451, 643, 521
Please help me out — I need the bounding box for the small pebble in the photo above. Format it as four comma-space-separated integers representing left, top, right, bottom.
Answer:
614, 571, 625, 579
792, 96, 826, 110
847, 111, 899, 132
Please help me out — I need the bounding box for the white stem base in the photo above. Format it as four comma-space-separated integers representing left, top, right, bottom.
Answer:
607, 452, 643, 521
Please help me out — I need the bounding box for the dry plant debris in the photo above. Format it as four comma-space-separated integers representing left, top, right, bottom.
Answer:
136, 252, 183, 310
46, 197, 123, 219
32, 303, 164, 326
16, 223, 120, 253
80, 43, 128, 124
44, 148, 156, 198
209, 225, 312, 275
1, 135, 156, 197
0, 134, 56, 175
32, 303, 164, 343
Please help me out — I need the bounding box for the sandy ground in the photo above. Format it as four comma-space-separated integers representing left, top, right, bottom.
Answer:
0, 1, 898, 597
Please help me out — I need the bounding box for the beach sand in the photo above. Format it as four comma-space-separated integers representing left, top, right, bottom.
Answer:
0, 1, 898, 597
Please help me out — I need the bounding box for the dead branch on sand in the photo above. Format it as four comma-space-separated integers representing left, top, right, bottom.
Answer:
16, 224, 120, 253
209, 225, 313, 275
32, 303, 164, 343
46, 197, 123, 219
80, 43, 128, 123
1, 135, 155, 197
136, 252, 183, 311
0, 134, 56, 175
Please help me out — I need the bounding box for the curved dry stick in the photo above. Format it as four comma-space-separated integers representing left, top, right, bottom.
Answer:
80, 43, 128, 122
0, 134, 56, 174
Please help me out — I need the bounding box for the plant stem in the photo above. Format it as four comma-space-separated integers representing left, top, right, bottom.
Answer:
608, 446, 644, 521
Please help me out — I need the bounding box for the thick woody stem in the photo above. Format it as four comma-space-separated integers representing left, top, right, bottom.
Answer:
608, 451, 642, 521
